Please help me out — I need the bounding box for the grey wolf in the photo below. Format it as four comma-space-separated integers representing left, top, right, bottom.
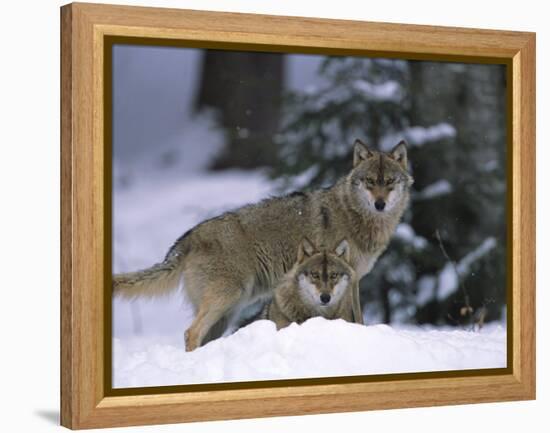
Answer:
262, 238, 357, 329
113, 139, 413, 351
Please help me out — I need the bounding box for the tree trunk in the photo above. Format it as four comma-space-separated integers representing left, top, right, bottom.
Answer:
195, 50, 284, 170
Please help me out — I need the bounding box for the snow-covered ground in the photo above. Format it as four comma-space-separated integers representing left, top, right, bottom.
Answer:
114, 319, 506, 388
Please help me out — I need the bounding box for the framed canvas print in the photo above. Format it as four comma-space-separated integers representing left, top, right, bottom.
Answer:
60, 2, 535, 429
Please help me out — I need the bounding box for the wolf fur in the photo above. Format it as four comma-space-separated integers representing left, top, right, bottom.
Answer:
262, 238, 357, 329
113, 139, 413, 351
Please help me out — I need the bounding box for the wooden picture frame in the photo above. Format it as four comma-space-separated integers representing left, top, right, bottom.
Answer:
60, 2, 535, 429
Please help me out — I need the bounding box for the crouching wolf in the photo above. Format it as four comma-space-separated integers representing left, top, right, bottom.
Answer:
262, 238, 358, 330
113, 139, 413, 351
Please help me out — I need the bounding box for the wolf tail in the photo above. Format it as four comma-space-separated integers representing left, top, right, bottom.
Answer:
112, 241, 188, 299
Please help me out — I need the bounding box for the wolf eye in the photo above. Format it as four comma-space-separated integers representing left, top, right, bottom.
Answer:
330, 272, 339, 280
311, 272, 320, 279
386, 177, 395, 185
365, 177, 375, 186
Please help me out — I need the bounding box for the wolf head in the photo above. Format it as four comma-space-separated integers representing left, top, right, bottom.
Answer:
347, 139, 414, 214
294, 238, 355, 309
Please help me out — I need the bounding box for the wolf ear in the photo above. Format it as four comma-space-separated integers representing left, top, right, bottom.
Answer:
297, 237, 316, 263
389, 140, 408, 170
353, 139, 374, 167
334, 239, 350, 262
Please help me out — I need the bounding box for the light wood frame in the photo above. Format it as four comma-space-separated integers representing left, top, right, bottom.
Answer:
60, 2, 535, 429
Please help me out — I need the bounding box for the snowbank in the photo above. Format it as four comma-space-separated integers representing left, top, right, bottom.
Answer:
113, 318, 506, 388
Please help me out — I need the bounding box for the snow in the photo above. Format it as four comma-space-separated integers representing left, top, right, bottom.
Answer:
416, 275, 437, 306
274, 164, 320, 192
436, 237, 497, 301
298, 77, 404, 114
113, 318, 506, 388
379, 122, 456, 151
395, 223, 428, 249
415, 179, 453, 200
387, 264, 415, 286
437, 263, 460, 301
483, 159, 499, 172
352, 79, 403, 102
406, 123, 456, 145
457, 237, 497, 275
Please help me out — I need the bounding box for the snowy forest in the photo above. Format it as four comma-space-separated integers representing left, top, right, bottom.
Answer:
112, 45, 507, 387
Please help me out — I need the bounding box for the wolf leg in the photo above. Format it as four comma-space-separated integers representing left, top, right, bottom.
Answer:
184, 287, 242, 351
351, 284, 364, 325
336, 289, 355, 324
201, 316, 229, 346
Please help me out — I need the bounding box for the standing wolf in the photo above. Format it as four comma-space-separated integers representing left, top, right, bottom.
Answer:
262, 238, 358, 330
113, 139, 413, 351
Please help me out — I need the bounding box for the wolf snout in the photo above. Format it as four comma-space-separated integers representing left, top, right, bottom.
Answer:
320, 293, 331, 304
374, 199, 386, 211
